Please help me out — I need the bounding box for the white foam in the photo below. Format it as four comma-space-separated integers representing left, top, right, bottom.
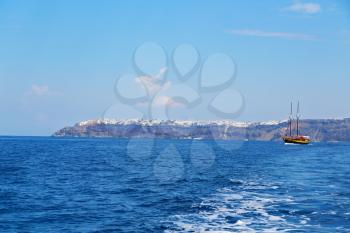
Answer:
269, 215, 283, 221
165, 179, 302, 232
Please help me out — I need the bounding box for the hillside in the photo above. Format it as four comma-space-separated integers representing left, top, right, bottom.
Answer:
53, 118, 350, 142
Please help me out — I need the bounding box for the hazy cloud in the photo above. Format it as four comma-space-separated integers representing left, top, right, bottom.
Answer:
153, 96, 182, 107
227, 29, 317, 40
134, 67, 184, 108
135, 67, 170, 95
285, 2, 321, 14
28, 84, 63, 97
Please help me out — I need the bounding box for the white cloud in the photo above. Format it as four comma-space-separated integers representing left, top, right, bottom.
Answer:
29, 84, 63, 96
285, 2, 321, 14
153, 96, 182, 107
134, 67, 184, 108
155, 67, 168, 79
227, 29, 317, 40
135, 67, 170, 95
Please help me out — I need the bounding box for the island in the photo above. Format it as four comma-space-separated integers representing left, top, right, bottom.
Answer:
53, 118, 350, 142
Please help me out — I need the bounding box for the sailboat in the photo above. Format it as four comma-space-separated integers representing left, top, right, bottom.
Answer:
283, 101, 311, 144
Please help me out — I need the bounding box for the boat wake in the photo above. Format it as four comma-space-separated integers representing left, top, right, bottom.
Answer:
165, 179, 314, 232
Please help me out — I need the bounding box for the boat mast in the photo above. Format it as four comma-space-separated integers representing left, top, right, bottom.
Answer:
296, 101, 300, 136
289, 102, 292, 136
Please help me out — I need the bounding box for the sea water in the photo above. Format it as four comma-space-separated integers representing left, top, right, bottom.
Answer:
0, 137, 349, 232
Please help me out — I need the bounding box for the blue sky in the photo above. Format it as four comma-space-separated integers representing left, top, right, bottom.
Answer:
0, 0, 350, 135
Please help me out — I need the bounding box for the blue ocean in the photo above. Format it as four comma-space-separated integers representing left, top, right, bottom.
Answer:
0, 137, 349, 232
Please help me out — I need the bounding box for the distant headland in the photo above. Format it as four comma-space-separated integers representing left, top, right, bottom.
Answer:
53, 118, 350, 142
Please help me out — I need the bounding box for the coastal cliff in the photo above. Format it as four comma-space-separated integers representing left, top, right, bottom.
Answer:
53, 118, 350, 142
